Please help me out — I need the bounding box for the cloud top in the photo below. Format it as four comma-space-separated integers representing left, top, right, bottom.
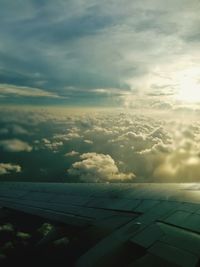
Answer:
68, 152, 135, 182
1, 106, 200, 183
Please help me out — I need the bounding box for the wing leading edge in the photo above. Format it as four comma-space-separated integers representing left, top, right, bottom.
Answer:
0, 182, 200, 267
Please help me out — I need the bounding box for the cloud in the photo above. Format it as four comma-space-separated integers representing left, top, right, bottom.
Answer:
53, 128, 82, 141
0, 84, 61, 98
152, 132, 200, 182
64, 150, 79, 157
0, 139, 32, 152
16, 232, 31, 240
153, 153, 200, 182
68, 152, 135, 182
84, 139, 93, 144
0, 1, 199, 106
41, 138, 63, 152
0, 163, 21, 175
1, 106, 200, 182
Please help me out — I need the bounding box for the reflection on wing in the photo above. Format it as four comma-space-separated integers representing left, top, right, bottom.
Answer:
0, 182, 200, 267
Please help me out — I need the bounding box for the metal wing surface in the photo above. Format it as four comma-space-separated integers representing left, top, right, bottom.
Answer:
0, 182, 200, 267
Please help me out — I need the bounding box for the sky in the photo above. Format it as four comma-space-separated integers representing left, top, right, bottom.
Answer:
0, 0, 200, 107
1, 1, 200, 183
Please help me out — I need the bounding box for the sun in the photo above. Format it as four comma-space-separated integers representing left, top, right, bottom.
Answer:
176, 68, 200, 103
178, 79, 200, 103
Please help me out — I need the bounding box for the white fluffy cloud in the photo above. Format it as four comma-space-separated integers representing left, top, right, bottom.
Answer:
0, 163, 21, 175
0, 139, 32, 153
68, 152, 135, 182
0, 139, 32, 152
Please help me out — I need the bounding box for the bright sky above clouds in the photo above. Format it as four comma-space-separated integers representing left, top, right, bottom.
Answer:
0, 0, 200, 108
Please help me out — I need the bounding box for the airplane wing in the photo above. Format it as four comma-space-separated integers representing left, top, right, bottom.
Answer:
0, 182, 200, 267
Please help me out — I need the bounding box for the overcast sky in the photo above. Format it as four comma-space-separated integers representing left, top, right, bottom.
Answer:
0, 0, 200, 106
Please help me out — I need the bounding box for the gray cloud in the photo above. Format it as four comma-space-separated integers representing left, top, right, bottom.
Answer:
0, 1, 199, 105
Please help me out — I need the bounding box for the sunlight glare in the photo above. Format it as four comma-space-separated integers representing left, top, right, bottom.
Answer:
176, 68, 200, 103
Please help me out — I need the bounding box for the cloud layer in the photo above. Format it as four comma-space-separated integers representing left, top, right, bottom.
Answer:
1, 106, 200, 182
0, 1, 200, 106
